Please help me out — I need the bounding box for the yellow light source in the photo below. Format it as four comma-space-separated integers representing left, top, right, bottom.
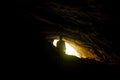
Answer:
53, 40, 80, 57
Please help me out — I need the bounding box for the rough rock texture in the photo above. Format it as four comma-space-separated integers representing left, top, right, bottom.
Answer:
16, 0, 120, 63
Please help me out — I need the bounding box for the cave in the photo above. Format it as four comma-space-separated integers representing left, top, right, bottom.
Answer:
15, 0, 120, 78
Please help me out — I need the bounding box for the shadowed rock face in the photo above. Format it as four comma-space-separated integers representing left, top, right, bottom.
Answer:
13, 1, 120, 79
16, 0, 120, 63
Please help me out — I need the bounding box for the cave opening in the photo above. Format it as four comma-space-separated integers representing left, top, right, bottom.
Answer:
53, 39, 80, 58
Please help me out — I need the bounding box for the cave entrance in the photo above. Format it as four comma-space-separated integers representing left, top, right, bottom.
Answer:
53, 39, 80, 58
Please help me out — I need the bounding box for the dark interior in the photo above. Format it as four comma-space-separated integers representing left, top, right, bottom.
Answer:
15, 0, 120, 79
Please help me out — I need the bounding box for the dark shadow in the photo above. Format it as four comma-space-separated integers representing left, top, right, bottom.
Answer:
56, 35, 66, 57
14, 1, 120, 79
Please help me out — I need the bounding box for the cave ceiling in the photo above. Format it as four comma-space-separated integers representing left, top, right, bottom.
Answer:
17, 0, 120, 63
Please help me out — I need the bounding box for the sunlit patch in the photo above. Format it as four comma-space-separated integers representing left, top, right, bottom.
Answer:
53, 40, 80, 57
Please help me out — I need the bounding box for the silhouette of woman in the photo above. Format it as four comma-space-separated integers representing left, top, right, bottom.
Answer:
56, 35, 66, 55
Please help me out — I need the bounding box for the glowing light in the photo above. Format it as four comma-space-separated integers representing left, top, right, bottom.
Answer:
53, 40, 79, 57
53, 40, 58, 47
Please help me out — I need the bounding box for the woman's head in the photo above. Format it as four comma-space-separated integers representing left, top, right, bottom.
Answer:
60, 35, 63, 40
